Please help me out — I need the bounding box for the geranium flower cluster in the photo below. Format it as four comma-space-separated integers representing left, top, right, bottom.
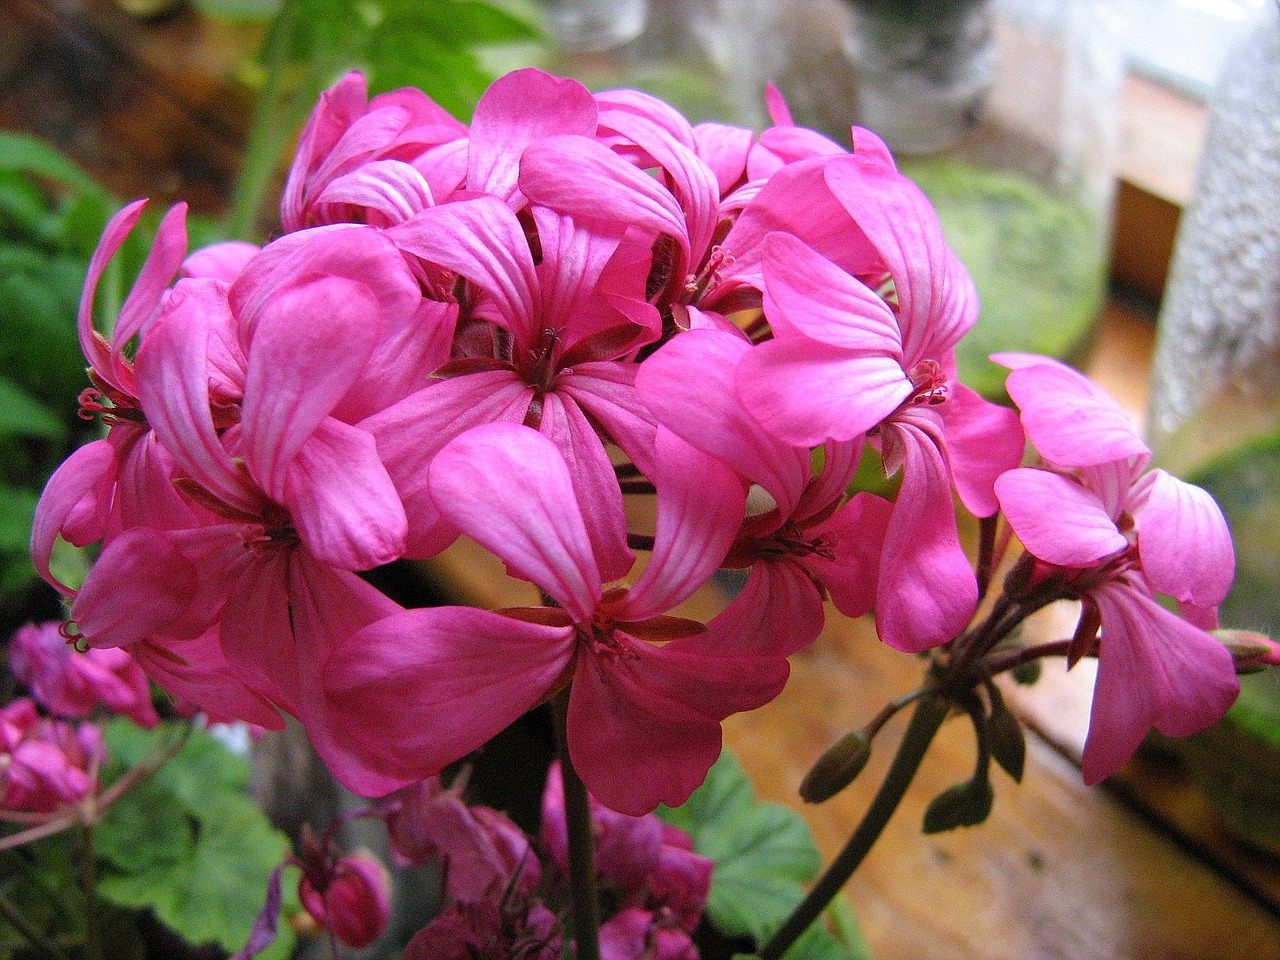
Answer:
238, 764, 711, 960
32, 66, 1241, 826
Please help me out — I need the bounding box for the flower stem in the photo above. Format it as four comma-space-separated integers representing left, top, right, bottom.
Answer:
551, 687, 601, 960
759, 695, 950, 960
0, 885, 73, 960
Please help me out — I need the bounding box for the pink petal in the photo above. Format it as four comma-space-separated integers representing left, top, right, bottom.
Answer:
807, 491, 893, 620
567, 631, 788, 815
325, 606, 574, 785
537, 393, 634, 584
519, 135, 689, 253
1084, 580, 1238, 784
312, 159, 435, 227
131, 630, 284, 730
557, 362, 659, 480
135, 283, 261, 515
995, 469, 1128, 566
115, 202, 189, 348
738, 337, 910, 446
429, 423, 604, 620
31, 440, 117, 594
1138, 470, 1234, 607
875, 416, 977, 652
761, 233, 904, 352
389, 196, 540, 344
636, 328, 808, 516
284, 419, 407, 570
708, 561, 825, 656
824, 159, 975, 361
941, 383, 1025, 518
996, 355, 1149, 468
467, 68, 598, 199
181, 241, 258, 281
71, 528, 200, 647
692, 122, 754, 196
360, 372, 533, 558
613, 429, 744, 621
240, 275, 383, 501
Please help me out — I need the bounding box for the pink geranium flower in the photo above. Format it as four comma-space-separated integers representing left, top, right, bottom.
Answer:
9, 620, 159, 728
993, 353, 1239, 783
327, 423, 788, 815
1, 699, 105, 814
736, 161, 1023, 651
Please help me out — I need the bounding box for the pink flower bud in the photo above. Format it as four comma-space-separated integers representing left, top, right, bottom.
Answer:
1, 698, 104, 814
298, 852, 391, 949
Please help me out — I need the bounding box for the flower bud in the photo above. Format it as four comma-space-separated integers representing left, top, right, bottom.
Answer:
298, 851, 391, 949
1214, 629, 1280, 674
800, 730, 872, 803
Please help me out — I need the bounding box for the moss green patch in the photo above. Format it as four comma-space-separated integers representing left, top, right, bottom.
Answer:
900, 158, 1106, 399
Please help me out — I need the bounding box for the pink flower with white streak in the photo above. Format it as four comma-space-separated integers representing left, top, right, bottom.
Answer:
10, 620, 159, 728
327, 423, 789, 815
737, 158, 1023, 652
993, 353, 1239, 783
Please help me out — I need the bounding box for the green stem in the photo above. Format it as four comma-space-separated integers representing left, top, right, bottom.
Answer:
551, 688, 600, 960
226, 0, 300, 241
759, 696, 950, 960
0, 885, 73, 960
79, 826, 102, 960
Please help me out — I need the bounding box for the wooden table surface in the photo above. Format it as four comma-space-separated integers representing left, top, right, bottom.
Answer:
5, 2, 1280, 957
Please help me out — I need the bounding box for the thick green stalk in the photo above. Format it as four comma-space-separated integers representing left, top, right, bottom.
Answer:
225, 0, 299, 242
551, 688, 601, 960
759, 696, 950, 960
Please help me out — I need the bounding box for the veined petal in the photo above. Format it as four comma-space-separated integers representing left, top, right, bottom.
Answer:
875, 417, 977, 652
135, 283, 261, 515
115, 202, 189, 350
361, 372, 533, 558
71, 528, 200, 648
389, 196, 540, 344
1138, 469, 1234, 607
132, 630, 284, 730
1084, 580, 1238, 784
824, 159, 974, 360
613, 429, 744, 621
79, 200, 148, 385
807, 491, 893, 621
708, 561, 824, 656
285, 419, 407, 570
941, 383, 1025, 518
31, 440, 116, 595
738, 337, 910, 447
636, 328, 808, 516
692, 122, 754, 196
520, 135, 689, 253
312, 160, 434, 227
557, 362, 659, 480
467, 67, 598, 199
762, 233, 903, 351
996, 355, 1150, 468
240, 276, 382, 502
429, 423, 603, 619
568, 630, 788, 815
325, 606, 574, 785
537, 393, 633, 584
995, 469, 1128, 566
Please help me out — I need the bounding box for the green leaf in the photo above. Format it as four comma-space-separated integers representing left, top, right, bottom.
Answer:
96, 776, 197, 873
0, 132, 110, 200
0, 486, 38, 554
922, 778, 995, 834
986, 686, 1026, 783
0, 379, 66, 440
657, 752, 858, 952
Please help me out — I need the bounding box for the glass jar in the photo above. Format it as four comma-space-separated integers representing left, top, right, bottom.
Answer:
1145, 0, 1280, 857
